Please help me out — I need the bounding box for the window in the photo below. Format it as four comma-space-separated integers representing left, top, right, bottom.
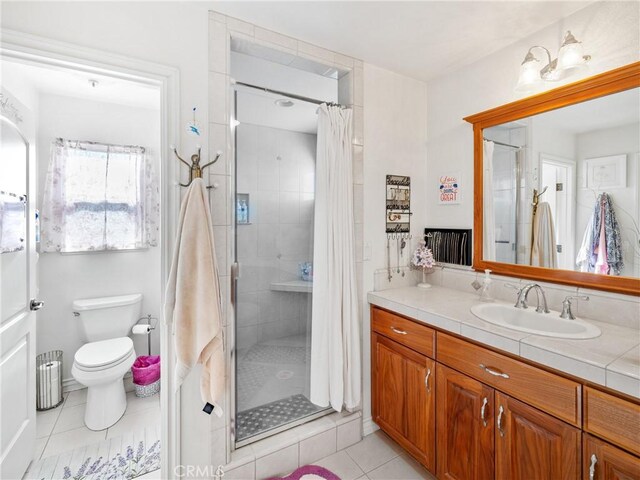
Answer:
41, 138, 159, 252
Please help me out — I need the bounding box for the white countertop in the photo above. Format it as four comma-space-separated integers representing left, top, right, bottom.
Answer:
368, 286, 640, 398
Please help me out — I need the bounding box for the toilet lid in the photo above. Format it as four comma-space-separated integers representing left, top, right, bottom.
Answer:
74, 337, 134, 369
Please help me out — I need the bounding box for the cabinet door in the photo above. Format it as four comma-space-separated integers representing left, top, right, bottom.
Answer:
495, 392, 580, 480
405, 355, 436, 472
372, 334, 436, 472
375, 336, 405, 437
583, 434, 640, 480
437, 364, 494, 480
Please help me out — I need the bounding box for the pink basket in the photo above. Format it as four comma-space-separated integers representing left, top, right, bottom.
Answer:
131, 355, 160, 386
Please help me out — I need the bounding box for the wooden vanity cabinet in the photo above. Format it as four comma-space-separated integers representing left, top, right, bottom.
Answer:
583, 435, 640, 480
436, 364, 494, 480
495, 391, 580, 480
370, 306, 640, 480
371, 314, 436, 472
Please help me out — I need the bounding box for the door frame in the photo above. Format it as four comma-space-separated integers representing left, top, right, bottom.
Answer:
539, 152, 577, 270
0, 29, 181, 477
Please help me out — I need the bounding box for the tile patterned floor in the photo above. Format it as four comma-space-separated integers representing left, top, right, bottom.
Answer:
236, 334, 321, 441
27, 388, 161, 479
301, 430, 435, 480
237, 335, 310, 412
226, 430, 436, 480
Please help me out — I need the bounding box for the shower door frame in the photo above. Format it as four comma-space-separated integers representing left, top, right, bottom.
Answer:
0, 30, 181, 476
229, 87, 332, 450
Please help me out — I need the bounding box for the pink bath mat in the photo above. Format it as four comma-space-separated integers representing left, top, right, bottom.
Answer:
267, 465, 341, 480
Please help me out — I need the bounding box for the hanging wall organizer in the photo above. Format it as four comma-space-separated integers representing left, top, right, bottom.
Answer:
386, 175, 412, 281
386, 175, 411, 235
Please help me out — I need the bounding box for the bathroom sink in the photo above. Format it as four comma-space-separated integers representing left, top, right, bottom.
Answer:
470, 303, 601, 339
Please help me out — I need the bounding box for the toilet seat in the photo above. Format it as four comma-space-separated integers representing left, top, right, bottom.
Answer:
74, 337, 134, 371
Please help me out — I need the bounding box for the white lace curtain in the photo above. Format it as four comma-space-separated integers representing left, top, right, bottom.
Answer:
41, 138, 159, 252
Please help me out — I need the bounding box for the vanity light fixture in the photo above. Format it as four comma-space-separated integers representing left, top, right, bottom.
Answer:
515, 31, 591, 93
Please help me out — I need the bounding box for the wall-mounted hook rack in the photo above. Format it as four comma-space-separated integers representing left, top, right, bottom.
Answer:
172, 145, 222, 189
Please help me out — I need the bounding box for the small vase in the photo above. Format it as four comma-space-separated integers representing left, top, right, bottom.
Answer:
417, 268, 432, 289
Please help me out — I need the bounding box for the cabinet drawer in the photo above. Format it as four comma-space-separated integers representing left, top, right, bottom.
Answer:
372, 307, 435, 358
437, 333, 581, 426
584, 387, 640, 456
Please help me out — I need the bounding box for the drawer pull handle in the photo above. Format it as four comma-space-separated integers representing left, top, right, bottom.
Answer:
425, 368, 432, 393
589, 454, 597, 480
390, 326, 408, 335
480, 364, 510, 379
480, 397, 488, 427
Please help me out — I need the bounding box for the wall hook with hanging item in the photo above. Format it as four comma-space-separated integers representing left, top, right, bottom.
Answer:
172, 145, 222, 189
532, 186, 548, 215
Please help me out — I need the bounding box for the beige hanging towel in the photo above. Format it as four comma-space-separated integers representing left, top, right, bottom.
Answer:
530, 201, 558, 269
164, 177, 224, 417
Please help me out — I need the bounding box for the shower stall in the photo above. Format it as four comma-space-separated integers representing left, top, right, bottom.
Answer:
484, 123, 527, 264
230, 51, 339, 445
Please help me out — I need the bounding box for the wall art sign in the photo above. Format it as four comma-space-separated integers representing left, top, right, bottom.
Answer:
584, 155, 627, 189
438, 173, 461, 204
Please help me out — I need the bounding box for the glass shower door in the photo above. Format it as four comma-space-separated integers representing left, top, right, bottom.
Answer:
233, 87, 327, 446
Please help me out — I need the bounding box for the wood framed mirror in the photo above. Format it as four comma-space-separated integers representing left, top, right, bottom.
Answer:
465, 62, 640, 295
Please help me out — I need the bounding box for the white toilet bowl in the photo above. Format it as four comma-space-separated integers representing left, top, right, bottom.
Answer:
71, 337, 136, 431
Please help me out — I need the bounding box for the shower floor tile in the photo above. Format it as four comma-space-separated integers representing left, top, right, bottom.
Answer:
237, 334, 310, 412
236, 333, 321, 441
236, 393, 324, 442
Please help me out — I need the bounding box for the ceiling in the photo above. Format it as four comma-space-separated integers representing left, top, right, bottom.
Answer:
236, 86, 319, 134
214, 1, 592, 82
1, 60, 160, 110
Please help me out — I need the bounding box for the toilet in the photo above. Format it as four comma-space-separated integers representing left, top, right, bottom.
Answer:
71, 293, 142, 431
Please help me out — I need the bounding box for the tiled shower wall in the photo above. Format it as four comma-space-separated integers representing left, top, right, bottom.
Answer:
207, 11, 364, 469
236, 124, 316, 350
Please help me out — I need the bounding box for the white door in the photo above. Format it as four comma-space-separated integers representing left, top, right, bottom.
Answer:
0, 90, 38, 479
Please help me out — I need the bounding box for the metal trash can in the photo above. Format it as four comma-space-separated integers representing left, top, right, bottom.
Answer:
36, 350, 63, 410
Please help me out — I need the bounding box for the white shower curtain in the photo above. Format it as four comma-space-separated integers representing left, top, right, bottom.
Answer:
310, 104, 361, 412
483, 140, 496, 261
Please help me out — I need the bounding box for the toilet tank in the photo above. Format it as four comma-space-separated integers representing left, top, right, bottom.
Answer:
73, 294, 143, 342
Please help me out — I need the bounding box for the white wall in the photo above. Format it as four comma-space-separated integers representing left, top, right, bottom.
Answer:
426, 1, 640, 230
1, 1, 210, 159
235, 123, 316, 350
1, 3, 215, 469
362, 63, 428, 425
575, 122, 640, 277
35, 93, 162, 381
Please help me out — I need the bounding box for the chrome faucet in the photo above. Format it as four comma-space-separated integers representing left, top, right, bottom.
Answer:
559, 295, 589, 320
509, 283, 550, 313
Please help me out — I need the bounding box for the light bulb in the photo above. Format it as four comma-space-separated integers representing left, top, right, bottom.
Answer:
515, 55, 542, 93
557, 31, 589, 73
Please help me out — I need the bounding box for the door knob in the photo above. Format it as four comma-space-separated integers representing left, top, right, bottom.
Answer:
30, 299, 44, 311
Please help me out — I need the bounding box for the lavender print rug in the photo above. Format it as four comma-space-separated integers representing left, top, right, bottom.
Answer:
25, 426, 160, 480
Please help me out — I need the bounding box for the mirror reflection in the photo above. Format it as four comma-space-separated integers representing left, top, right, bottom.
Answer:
483, 87, 640, 278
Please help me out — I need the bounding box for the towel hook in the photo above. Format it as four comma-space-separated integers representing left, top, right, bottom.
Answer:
532, 186, 548, 215
173, 145, 222, 188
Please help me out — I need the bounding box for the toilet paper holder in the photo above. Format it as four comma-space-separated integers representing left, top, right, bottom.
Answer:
133, 314, 158, 355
